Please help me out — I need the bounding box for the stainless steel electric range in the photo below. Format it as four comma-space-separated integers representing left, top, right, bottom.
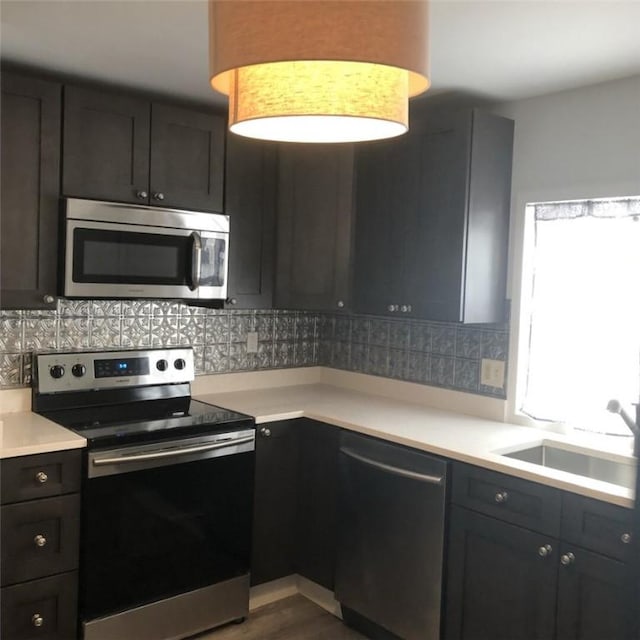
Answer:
32, 347, 255, 640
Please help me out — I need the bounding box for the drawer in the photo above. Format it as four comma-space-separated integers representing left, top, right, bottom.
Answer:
1, 571, 78, 640
452, 463, 562, 536
1, 450, 81, 505
561, 493, 634, 561
1, 494, 80, 586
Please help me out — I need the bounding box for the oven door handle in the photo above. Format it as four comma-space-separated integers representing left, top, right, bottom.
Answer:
92, 435, 254, 467
189, 231, 202, 291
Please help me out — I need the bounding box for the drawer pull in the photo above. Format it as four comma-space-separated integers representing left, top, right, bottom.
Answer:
621, 532, 632, 544
34, 534, 47, 548
32, 613, 44, 627
560, 552, 575, 566
538, 544, 553, 557
260, 427, 271, 438
494, 490, 509, 504
35, 471, 48, 484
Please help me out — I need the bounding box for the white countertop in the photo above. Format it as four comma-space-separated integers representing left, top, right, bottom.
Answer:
0, 411, 86, 459
197, 382, 637, 508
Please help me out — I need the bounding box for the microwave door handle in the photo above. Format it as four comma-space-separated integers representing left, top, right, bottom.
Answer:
190, 231, 202, 291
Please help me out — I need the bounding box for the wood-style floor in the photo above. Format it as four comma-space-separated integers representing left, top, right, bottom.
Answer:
198, 595, 367, 640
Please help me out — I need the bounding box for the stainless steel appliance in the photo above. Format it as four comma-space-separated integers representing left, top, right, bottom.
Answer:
62, 198, 229, 301
335, 432, 447, 640
32, 348, 254, 640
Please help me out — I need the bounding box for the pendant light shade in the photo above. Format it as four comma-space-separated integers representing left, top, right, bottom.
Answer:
209, 1, 430, 143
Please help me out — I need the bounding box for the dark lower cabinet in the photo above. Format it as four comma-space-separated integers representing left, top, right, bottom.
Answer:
225, 135, 277, 309
251, 419, 339, 589
296, 420, 340, 590
556, 544, 631, 640
251, 421, 299, 586
1, 72, 60, 309
1, 571, 78, 640
445, 506, 558, 640
447, 463, 635, 640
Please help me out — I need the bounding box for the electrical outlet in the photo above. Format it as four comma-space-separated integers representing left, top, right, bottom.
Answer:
246, 331, 258, 354
480, 358, 505, 388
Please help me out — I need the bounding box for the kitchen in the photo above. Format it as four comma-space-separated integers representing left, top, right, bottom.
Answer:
1, 1, 639, 640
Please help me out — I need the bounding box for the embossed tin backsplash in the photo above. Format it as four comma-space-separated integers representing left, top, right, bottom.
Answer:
0, 300, 508, 398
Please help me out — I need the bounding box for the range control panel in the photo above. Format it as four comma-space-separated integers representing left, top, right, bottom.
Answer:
35, 348, 195, 394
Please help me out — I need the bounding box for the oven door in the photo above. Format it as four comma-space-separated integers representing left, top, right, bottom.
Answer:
80, 431, 255, 621
64, 218, 228, 300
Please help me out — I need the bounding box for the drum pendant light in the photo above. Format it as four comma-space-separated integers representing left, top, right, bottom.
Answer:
209, 1, 430, 143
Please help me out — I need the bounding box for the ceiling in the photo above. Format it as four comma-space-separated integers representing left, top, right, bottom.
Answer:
2, 0, 639, 108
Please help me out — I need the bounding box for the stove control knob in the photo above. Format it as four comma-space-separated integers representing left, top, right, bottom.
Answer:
156, 359, 168, 372
174, 358, 186, 370
71, 364, 86, 378
50, 365, 65, 379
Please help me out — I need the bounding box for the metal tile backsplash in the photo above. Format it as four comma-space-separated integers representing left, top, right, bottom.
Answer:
0, 301, 508, 398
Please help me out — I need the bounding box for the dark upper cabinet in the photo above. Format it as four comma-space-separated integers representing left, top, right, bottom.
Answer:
1, 72, 61, 309
445, 506, 558, 640
275, 144, 354, 311
354, 109, 514, 323
225, 135, 277, 309
63, 85, 224, 211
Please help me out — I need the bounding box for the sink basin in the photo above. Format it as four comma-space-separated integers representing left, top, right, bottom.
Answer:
501, 441, 637, 490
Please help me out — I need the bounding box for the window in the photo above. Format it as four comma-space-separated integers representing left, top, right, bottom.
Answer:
520, 197, 640, 435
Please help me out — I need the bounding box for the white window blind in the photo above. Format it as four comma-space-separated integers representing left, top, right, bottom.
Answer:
522, 197, 640, 434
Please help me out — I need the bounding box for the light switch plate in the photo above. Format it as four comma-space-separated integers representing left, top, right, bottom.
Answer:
480, 358, 505, 388
246, 331, 258, 354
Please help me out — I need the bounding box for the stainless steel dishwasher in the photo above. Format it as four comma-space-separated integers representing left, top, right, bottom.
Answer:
335, 432, 447, 640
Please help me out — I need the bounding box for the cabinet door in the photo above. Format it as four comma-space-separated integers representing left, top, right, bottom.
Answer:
556, 545, 631, 640
62, 85, 150, 203
275, 144, 354, 311
405, 121, 470, 321
1, 72, 60, 309
225, 135, 276, 308
149, 103, 225, 212
296, 420, 339, 590
353, 137, 413, 316
251, 421, 299, 586
1, 571, 78, 640
445, 506, 557, 640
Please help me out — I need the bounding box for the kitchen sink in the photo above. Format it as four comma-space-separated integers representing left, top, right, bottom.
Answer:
501, 441, 637, 489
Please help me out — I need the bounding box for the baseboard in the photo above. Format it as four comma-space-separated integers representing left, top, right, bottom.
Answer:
248, 575, 298, 611
248, 574, 341, 619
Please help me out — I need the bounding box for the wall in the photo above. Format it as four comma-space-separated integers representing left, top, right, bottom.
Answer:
0, 301, 509, 399
493, 74, 640, 421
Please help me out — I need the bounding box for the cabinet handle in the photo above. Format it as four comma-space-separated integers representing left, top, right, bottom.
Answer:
226, 298, 237, 306
35, 471, 48, 484
494, 490, 509, 503
387, 304, 398, 313
621, 532, 632, 544
337, 300, 345, 309
32, 613, 44, 628
136, 190, 148, 200
537, 544, 552, 557
34, 534, 47, 548
560, 552, 575, 566
43, 294, 55, 304
152, 192, 165, 201
260, 427, 271, 438
400, 305, 409, 313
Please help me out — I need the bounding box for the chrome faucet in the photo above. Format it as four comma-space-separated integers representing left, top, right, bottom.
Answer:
607, 399, 640, 457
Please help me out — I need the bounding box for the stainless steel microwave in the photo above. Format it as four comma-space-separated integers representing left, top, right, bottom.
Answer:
62, 198, 229, 301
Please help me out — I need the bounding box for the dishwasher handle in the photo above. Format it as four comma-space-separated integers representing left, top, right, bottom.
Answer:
340, 446, 444, 485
